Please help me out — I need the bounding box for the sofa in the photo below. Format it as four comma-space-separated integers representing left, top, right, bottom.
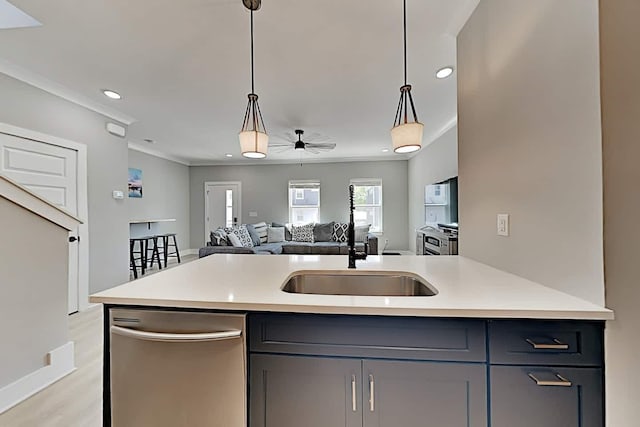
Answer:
198, 221, 378, 258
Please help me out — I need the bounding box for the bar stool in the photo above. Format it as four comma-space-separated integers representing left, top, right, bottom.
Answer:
145, 235, 163, 270
129, 237, 147, 279
161, 233, 181, 266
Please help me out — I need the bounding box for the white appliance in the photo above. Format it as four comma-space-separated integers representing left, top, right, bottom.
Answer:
109, 309, 246, 427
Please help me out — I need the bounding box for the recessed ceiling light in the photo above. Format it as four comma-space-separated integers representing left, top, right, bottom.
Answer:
225, 153, 233, 158
102, 89, 122, 100
436, 67, 454, 79
381, 148, 390, 153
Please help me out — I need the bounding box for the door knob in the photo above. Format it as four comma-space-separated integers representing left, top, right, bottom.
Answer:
69, 236, 79, 242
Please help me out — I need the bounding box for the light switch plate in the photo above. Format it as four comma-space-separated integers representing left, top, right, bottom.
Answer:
497, 214, 509, 236
112, 190, 124, 200
249, 211, 258, 217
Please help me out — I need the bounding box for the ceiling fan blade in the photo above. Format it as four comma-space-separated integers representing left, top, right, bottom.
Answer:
304, 146, 321, 154
271, 135, 295, 143
269, 146, 292, 153
305, 142, 336, 150
303, 133, 331, 143
268, 142, 294, 147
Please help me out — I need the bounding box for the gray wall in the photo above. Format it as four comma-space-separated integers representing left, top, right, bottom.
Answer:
128, 149, 191, 251
189, 161, 409, 250
457, 0, 604, 305
0, 197, 68, 388
407, 126, 458, 252
600, 0, 640, 424
0, 73, 130, 294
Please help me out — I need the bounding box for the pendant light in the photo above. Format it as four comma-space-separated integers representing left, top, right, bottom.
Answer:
391, 0, 423, 154
239, 0, 268, 159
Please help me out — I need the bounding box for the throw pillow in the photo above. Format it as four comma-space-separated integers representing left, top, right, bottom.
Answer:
227, 232, 243, 247
272, 222, 292, 241
267, 226, 285, 243
313, 222, 335, 242
253, 222, 269, 244
291, 223, 315, 243
210, 228, 229, 246
245, 224, 261, 246
224, 225, 254, 248
355, 224, 371, 242
332, 223, 349, 242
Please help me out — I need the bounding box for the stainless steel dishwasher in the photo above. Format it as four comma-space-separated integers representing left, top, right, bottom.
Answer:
109, 309, 246, 427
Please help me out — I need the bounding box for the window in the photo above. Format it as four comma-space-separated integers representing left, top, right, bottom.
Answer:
424, 177, 458, 225
288, 181, 320, 225
350, 179, 383, 232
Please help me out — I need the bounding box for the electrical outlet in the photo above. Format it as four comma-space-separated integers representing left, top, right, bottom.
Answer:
497, 214, 509, 236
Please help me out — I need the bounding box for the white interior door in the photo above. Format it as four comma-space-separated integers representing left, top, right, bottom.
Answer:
205, 182, 241, 241
0, 132, 80, 313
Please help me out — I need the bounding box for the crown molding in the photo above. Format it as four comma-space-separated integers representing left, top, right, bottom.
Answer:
127, 142, 191, 166
189, 154, 409, 167
0, 59, 136, 125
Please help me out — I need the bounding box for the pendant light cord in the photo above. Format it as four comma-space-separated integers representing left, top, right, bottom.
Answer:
250, 9, 255, 94
403, 0, 407, 86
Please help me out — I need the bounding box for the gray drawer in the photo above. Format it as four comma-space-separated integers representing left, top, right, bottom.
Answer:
489, 320, 604, 366
249, 313, 486, 362
491, 366, 603, 427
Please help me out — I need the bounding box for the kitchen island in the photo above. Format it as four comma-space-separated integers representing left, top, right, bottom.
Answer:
91, 254, 612, 427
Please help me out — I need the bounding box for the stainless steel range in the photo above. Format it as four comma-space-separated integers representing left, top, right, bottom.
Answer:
416, 225, 458, 256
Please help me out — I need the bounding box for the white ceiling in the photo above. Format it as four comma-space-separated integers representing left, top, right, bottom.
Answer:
0, 0, 478, 164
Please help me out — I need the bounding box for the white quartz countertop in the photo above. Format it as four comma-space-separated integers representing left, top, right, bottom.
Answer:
90, 255, 613, 320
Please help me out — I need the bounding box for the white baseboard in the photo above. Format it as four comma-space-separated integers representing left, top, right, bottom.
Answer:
180, 248, 198, 257
0, 341, 76, 414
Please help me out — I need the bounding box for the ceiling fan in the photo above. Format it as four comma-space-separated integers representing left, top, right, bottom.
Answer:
269, 129, 337, 154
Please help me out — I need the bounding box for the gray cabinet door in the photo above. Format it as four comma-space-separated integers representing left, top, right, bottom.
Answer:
491, 366, 603, 427
362, 360, 487, 427
250, 354, 362, 427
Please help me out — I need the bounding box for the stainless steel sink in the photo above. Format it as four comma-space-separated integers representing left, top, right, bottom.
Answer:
281, 272, 437, 297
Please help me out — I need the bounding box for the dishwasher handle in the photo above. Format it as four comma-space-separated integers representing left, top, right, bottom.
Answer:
111, 325, 242, 343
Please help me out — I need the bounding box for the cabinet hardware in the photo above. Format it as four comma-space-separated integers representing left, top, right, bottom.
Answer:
351, 375, 357, 412
368, 374, 375, 412
525, 338, 569, 350
528, 372, 572, 387
111, 326, 242, 343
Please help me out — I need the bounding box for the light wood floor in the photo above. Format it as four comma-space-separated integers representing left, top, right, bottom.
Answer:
0, 255, 198, 427
0, 305, 103, 427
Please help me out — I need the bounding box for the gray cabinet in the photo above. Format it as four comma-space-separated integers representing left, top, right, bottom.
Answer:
362, 360, 486, 427
490, 366, 603, 427
248, 314, 604, 427
250, 354, 362, 427
489, 321, 604, 427
250, 355, 487, 427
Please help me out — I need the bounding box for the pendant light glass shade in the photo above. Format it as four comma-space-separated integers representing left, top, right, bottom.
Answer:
239, 5, 268, 159
240, 93, 268, 158
390, 0, 422, 154
391, 84, 423, 153
391, 122, 423, 153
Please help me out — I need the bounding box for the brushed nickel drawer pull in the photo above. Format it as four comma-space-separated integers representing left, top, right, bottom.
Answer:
526, 338, 569, 350
368, 374, 375, 412
351, 375, 357, 412
528, 373, 572, 387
